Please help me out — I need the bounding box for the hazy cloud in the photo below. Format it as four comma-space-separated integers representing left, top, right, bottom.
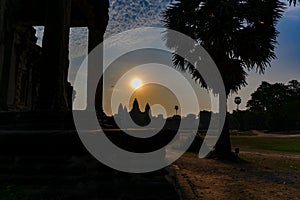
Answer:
106, 0, 170, 37
35, 0, 171, 58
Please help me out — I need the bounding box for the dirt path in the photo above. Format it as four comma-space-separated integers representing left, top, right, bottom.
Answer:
169, 153, 300, 200
240, 151, 300, 159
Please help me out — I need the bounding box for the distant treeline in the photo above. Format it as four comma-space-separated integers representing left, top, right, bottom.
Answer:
229, 80, 300, 131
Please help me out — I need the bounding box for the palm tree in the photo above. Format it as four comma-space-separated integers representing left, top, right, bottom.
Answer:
163, 0, 284, 157
234, 97, 242, 111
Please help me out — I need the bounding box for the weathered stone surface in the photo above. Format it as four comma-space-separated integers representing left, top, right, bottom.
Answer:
36, 0, 72, 111
0, 0, 109, 112
87, 28, 104, 112
13, 26, 42, 110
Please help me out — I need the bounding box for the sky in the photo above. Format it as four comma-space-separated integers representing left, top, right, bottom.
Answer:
228, 4, 300, 112
35, 0, 300, 116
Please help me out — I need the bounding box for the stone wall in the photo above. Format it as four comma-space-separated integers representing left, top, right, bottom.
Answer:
0, 0, 109, 112
12, 26, 42, 110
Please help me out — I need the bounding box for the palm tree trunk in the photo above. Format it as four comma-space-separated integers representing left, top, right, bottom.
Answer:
212, 96, 232, 158
214, 116, 232, 157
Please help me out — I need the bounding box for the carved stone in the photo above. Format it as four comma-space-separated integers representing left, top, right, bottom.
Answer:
0, 0, 109, 112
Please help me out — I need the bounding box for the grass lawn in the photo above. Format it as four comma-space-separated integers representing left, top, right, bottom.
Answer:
231, 137, 300, 154
230, 136, 300, 172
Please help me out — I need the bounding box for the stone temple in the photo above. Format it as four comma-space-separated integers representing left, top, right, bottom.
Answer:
0, 0, 108, 112
0, 0, 180, 199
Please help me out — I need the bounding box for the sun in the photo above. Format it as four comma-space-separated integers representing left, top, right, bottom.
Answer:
131, 79, 142, 89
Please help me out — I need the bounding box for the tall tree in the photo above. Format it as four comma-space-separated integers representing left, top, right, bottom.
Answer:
247, 81, 288, 130
247, 81, 288, 113
247, 80, 300, 130
163, 0, 284, 157
285, 80, 300, 130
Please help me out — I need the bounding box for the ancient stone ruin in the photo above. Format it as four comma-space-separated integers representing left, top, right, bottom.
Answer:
0, 1, 180, 199
0, 0, 109, 112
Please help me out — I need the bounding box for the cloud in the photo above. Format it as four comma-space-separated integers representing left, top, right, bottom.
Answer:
69, 28, 89, 58
106, 0, 170, 37
35, 0, 171, 58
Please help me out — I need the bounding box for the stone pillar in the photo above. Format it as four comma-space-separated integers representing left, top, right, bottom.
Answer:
36, 0, 71, 111
72, 0, 108, 115
0, 0, 6, 78
87, 27, 104, 114
0, 0, 14, 110
6, 31, 17, 108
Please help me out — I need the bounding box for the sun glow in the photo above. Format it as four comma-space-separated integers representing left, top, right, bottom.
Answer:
131, 79, 142, 89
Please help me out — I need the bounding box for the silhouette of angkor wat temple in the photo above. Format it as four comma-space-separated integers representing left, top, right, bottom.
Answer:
130, 98, 151, 126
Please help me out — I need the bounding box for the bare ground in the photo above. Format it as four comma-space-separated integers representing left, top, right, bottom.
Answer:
168, 152, 300, 200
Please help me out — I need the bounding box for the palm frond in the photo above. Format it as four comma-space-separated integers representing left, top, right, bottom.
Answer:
162, 0, 284, 95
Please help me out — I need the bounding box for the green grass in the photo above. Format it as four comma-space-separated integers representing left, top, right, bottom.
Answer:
239, 153, 300, 172
231, 136, 300, 172
231, 137, 300, 154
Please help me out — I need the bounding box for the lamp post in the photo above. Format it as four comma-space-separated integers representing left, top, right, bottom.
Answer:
174, 105, 179, 116
234, 97, 242, 111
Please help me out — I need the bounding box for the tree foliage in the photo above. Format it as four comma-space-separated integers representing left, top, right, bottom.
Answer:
247, 81, 287, 112
246, 80, 300, 130
163, 0, 284, 95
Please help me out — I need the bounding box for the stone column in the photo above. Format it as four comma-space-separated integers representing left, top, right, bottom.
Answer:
6, 31, 17, 109
0, 0, 14, 110
0, 0, 6, 78
36, 0, 71, 111
87, 27, 104, 115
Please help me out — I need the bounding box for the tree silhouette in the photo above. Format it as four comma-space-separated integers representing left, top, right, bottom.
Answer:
234, 97, 242, 111
247, 80, 300, 131
247, 81, 288, 113
163, 0, 284, 157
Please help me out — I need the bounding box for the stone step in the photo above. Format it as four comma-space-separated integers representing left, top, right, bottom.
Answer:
0, 159, 113, 177
0, 111, 76, 130
7, 183, 177, 200
0, 169, 180, 199
0, 129, 180, 199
